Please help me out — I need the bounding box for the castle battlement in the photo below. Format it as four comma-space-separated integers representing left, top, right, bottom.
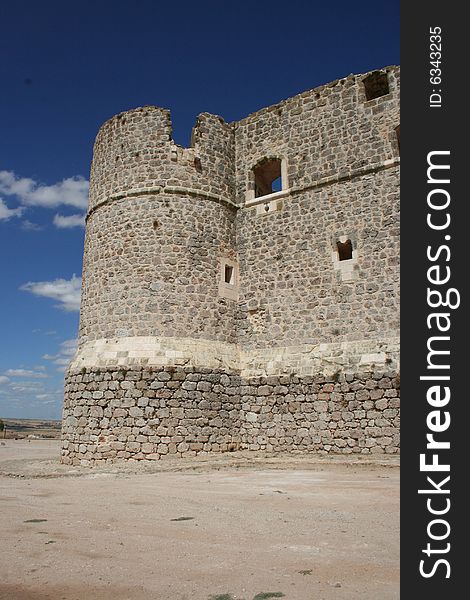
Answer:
62, 66, 400, 465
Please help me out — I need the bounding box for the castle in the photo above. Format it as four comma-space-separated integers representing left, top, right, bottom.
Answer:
61, 66, 400, 465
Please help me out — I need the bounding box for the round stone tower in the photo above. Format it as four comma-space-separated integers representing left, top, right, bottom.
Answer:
63, 67, 400, 465
62, 106, 242, 465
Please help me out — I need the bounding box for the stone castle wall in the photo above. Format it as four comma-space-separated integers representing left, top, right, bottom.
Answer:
235, 66, 399, 352
234, 66, 399, 203
80, 193, 238, 344
236, 168, 399, 350
62, 67, 400, 465
62, 367, 399, 465
88, 107, 235, 212
81, 107, 238, 345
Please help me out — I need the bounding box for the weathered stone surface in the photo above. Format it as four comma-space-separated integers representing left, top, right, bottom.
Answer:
62, 367, 400, 465
62, 67, 400, 465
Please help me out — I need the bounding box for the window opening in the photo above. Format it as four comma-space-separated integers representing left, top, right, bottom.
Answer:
337, 239, 353, 261
253, 158, 282, 198
363, 72, 389, 101
224, 264, 234, 284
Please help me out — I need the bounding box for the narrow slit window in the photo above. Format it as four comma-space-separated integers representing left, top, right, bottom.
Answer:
224, 264, 234, 284
253, 158, 282, 198
363, 71, 389, 101
395, 125, 400, 153
194, 157, 202, 172
337, 239, 353, 261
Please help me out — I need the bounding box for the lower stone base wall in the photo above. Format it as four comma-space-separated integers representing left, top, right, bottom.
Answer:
61, 367, 400, 465
62, 367, 242, 466
239, 373, 400, 455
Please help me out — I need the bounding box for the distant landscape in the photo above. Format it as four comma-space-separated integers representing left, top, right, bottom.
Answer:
0, 418, 61, 439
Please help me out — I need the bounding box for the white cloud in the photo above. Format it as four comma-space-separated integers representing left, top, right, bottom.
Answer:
0, 375, 10, 385
53, 213, 86, 228
0, 371, 63, 419
0, 170, 89, 210
9, 382, 46, 392
21, 219, 43, 231
44, 339, 77, 360
32, 329, 58, 335
4, 369, 48, 379
36, 393, 56, 402
0, 198, 24, 220
43, 338, 77, 372
20, 275, 81, 312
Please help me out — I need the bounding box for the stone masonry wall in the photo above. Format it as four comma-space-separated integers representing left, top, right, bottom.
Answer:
62, 367, 242, 464
80, 192, 238, 344
63, 67, 400, 464
238, 371, 399, 454
236, 167, 400, 350
81, 105, 238, 346
89, 107, 235, 212
235, 66, 400, 352
233, 66, 400, 203
62, 367, 399, 465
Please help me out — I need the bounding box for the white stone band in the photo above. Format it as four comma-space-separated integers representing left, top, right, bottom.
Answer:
69, 336, 400, 377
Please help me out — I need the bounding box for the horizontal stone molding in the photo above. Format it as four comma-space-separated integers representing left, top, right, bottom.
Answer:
70, 336, 239, 372
243, 158, 399, 209
241, 339, 399, 378
86, 185, 237, 221
164, 186, 238, 208
86, 158, 400, 221
70, 335, 400, 377
288, 158, 399, 196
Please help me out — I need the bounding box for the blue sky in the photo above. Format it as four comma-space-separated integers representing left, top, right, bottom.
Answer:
0, 0, 399, 419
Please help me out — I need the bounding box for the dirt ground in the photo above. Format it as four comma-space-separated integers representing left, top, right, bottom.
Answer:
0, 440, 399, 600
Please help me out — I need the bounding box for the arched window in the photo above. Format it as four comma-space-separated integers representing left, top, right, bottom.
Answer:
253, 157, 283, 198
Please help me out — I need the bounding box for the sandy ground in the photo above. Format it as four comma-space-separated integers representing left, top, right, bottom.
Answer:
0, 440, 399, 600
